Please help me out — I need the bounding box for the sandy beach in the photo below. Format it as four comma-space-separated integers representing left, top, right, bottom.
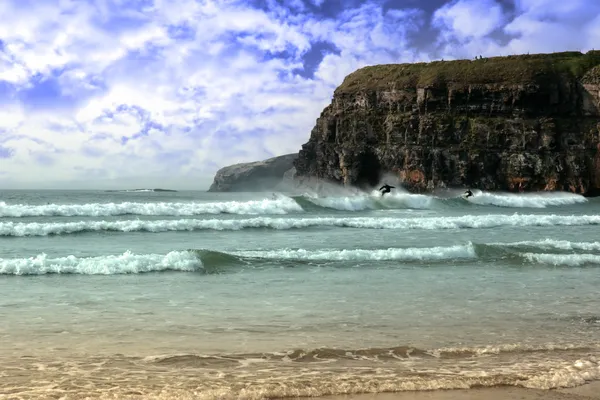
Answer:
313, 382, 600, 400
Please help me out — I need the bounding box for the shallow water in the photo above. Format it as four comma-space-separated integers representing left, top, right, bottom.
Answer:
1, 188, 599, 399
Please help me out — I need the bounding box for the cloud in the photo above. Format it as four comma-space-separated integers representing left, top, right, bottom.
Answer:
0, 0, 595, 189
503, 0, 600, 53
433, 0, 506, 41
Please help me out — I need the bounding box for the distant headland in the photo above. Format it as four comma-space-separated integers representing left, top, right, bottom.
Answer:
105, 188, 178, 193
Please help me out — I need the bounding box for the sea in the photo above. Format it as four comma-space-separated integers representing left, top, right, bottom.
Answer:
1, 187, 600, 399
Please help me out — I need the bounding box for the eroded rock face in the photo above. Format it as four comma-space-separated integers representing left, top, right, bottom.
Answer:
208, 154, 297, 192
294, 51, 600, 195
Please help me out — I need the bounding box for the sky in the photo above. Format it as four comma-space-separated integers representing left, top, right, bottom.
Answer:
0, 0, 599, 190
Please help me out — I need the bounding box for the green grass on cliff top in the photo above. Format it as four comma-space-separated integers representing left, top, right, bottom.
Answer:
336, 51, 600, 94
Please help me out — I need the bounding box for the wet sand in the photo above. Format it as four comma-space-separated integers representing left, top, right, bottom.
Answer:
312, 382, 600, 400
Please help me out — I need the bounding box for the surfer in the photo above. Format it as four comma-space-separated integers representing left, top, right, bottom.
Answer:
464, 189, 473, 198
379, 184, 395, 196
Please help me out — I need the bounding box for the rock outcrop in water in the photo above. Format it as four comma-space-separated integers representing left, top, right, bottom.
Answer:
208, 154, 297, 192
293, 51, 600, 196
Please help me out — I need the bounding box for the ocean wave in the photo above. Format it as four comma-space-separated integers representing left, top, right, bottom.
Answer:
233, 244, 476, 261
0, 245, 476, 275
0, 251, 202, 275
520, 252, 600, 267
2, 214, 600, 236
5, 239, 600, 275
297, 191, 434, 211
144, 343, 599, 364
492, 239, 600, 252
0, 198, 303, 217
0, 191, 588, 219
295, 190, 587, 211
464, 191, 588, 208
233, 240, 600, 265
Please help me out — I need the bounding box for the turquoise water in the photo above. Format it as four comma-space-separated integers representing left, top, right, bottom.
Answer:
1, 188, 600, 399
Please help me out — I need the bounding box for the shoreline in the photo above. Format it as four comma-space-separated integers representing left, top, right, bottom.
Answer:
306, 382, 600, 400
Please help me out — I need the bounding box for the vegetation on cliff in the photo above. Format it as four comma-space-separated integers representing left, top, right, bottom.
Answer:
336, 51, 600, 94
582, 65, 600, 85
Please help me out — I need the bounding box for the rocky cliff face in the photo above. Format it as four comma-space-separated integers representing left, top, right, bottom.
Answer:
294, 51, 600, 195
208, 154, 297, 192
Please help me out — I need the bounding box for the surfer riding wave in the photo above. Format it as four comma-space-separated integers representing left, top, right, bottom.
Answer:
379, 184, 395, 197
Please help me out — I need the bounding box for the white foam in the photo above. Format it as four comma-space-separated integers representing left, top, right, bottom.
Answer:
496, 239, 600, 252
521, 252, 600, 267
521, 358, 600, 389
431, 342, 592, 356
378, 192, 434, 209
234, 243, 476, 261
0, 251, 201, 275
2, 342, 600, 398
465, 191, 588, 208
2, 214, 600, 236
304, 191, 434, 211
0, 198, 303, 217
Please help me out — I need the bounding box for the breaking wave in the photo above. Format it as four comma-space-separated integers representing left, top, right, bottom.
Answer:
296, 191, 434, 211
4, 239, 600, 275
0, 198, 303, 217
234, 244, 477, 261
463, 190, 588, 208
292, 190, 587, 211
521, 253, 600, 267
231, 240, 600, 268
0, 191, 588, 220
0, 251, 202, 275
493, 238, 600, 252
2, 214, 600, 236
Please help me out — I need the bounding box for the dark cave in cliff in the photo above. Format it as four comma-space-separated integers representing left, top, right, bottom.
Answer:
355, 150, 382, 189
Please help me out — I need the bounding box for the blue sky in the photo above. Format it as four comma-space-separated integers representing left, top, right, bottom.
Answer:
0, 0, 598, 189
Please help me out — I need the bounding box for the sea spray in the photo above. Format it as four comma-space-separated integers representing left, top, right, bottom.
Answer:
303, 192, 434, 211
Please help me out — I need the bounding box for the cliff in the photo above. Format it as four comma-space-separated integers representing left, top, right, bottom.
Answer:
294, 51, 600, 195
208, 154, 297, 192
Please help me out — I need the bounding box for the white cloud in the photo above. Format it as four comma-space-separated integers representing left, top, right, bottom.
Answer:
432, 0, 506, 40
0, 0, 596, 189
503, 0, 600, 54
0, 104, 25, 130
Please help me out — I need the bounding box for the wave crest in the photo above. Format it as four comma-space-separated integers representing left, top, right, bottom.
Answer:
299, 191, 434, 211
2, 214, 600, 236
520, 253, 600, 267
465, 191, 587, 208
5, 239, 600, 275
0, 198, 303, 217
234, 244, 476, 262
0, 251, 202, 275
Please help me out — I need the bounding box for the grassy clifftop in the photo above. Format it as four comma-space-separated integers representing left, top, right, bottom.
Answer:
336, 51, 600, 94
